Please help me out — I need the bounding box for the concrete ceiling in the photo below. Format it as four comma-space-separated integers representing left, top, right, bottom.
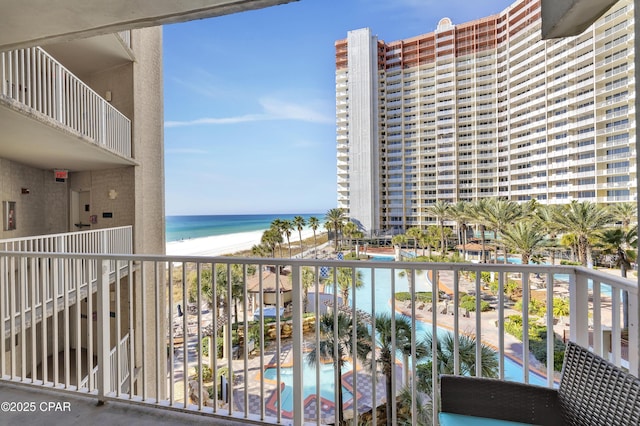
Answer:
0, 0, 296, 51
43, 34, 135, 78
0, 102, 136, 172
541, 0, 620, 39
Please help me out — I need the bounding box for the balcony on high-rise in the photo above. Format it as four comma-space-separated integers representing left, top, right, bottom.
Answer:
0, 32, 135, 173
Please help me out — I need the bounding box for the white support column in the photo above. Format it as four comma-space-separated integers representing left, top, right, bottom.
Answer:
569, 270, 589, 347
632, 0, 640, 379
290, 264, 304, 426
97, 259, 111, 404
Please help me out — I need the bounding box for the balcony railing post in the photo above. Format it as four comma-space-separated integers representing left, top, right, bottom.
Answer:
55, 64, 63, 124
569, 269, 589, 347
97, 259, 111, 404
630, 283, 639, 377
290, 263, 304, 426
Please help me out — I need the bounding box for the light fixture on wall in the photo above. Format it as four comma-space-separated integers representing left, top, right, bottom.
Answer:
108, 189, 118, 200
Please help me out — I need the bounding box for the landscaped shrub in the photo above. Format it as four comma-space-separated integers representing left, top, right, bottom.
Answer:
202, 336, 209, 357
195, 364, 213, 382
504, 315, 565, 371
396, 292, 433, 303
560, 260, 582, 266
513, 299, 547, 317
505, 280, 521, 298
460, 294, 491, 312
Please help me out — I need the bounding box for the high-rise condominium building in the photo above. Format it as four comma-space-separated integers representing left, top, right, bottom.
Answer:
336, 0, 635, 235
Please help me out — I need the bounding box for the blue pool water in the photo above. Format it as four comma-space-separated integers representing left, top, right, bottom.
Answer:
497, 257, 613, 297
263, 362, 353, 412
352, 267, 548, 386
270, 260, 549, 411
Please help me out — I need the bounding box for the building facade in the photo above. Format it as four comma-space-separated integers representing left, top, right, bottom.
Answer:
336, 0, 635, 235
0, 27, 167, 396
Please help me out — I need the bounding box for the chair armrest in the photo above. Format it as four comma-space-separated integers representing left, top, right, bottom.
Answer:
440, 375, 563, 426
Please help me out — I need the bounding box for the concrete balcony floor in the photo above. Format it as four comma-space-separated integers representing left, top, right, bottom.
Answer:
0, 382, 254, 426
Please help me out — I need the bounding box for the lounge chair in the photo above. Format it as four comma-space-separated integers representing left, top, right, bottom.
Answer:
439, 341, 640, 425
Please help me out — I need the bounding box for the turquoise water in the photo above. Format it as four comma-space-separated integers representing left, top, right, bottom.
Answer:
497, 257, 612, 297
263, 362, 354, 412
166, 213, 324, 242
351, 267, 548, 386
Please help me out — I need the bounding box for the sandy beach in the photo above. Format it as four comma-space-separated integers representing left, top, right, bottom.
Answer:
166, 228, 317, 257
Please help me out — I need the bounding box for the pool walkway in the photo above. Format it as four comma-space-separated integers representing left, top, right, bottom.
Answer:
229, 341, 389, 423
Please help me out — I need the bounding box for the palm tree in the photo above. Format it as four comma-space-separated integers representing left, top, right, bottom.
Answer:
597, 226, 637, 328
406, 227, 424, 257
560, 233, 579, 263
308, 216, 320, 257
250, 243, 271, 258
553, 297, 570, 326
416, 331, 498, 395
329, 267, 364, 306
325, 208, 347, 251
301, 266, 316, 313
426, 200, 451, 254
609, 202, 638, 229
270, 219, 286, 257
281, 219, 294, 258
483, 198, 523, 264
366, 313, 428, 426
598, 226, 637, 278
448, 201, 470, 260
501, 222, 547, 265
554, 201, 612, 267
534, 204, 563, 265
306, 312, 371, 425
189, 264, 255, 330
260, 227, 281, 257
343, 221, 359, 254
391, 233, 407, 255
469, 199, 492, 263
293, 215, 306, 258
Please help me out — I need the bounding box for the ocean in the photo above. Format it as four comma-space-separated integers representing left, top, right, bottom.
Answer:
165, 213, 324, 242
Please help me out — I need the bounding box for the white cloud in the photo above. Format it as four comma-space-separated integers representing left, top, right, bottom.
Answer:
164, 97, 333, 128
259, 97, 333, 124
165, 114, 267, 128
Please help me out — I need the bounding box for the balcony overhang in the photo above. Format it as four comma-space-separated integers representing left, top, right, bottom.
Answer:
44, 33, 135, 78
0, 0, 297, 51
540, 0, 619, 39
0, 101, 136, 171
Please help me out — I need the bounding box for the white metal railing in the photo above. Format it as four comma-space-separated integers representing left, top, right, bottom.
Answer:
0, 252, 636, 426
0, 226, 132, 254
0, 227, 131, 336
81, 333, 130, 393
0, 47, 131, 158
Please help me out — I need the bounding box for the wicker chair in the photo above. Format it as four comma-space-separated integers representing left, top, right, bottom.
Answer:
439, 341, 640, 425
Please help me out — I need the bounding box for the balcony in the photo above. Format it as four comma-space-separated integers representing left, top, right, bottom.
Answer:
0, 251, 635, 425
0, 47, 133, 171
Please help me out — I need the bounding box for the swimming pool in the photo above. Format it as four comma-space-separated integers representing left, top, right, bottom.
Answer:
352, 267, 548, 386
268, 263, 548, 414
497, 257, 612, 297
263, 361, 354, 413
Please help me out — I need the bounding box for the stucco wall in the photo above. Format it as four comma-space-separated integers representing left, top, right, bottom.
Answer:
0, 158, 68, 238
68, 167, 135, 230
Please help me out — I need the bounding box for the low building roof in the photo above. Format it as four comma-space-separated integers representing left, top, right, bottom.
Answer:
246, 270, 292, 293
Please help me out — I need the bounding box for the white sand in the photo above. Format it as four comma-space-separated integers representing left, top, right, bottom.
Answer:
166, 228, 318, 257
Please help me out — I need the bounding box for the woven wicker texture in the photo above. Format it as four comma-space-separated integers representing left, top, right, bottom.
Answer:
559, 341, 640, 425
440, 342, 640, 426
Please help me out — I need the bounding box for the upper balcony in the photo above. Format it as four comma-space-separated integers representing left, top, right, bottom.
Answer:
0, 249, 635, 425
0, 46, 134, 172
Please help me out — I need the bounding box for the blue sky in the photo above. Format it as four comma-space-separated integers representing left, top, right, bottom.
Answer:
163, 0, 514, 216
